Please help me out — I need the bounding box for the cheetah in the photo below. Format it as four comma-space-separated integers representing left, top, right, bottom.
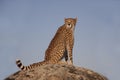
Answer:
16, 18, 77, 70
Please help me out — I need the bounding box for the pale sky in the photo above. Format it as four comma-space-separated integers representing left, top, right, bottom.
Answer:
0, 0, 120, 80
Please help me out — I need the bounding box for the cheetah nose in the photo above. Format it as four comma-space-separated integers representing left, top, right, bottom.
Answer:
67, 24, 72, 28
68, 24, 71, 26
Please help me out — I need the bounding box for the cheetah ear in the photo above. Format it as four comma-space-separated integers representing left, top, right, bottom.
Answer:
75, 17, 77, 22
64, 18, 67, 23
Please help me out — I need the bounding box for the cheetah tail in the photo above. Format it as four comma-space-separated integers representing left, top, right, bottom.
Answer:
16, 59, 26, 70
16, 59, 48, 70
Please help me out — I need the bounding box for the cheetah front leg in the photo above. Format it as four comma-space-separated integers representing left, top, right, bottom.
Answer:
66, 45, 73, 65
58, 49, 68, 64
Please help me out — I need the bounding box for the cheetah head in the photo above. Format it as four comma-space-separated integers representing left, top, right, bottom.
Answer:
64, 18, 77, 30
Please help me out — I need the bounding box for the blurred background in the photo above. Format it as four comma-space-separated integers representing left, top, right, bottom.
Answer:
0, 0, 120, 80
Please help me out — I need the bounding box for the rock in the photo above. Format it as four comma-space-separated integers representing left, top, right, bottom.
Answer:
5, 64, 108, 80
